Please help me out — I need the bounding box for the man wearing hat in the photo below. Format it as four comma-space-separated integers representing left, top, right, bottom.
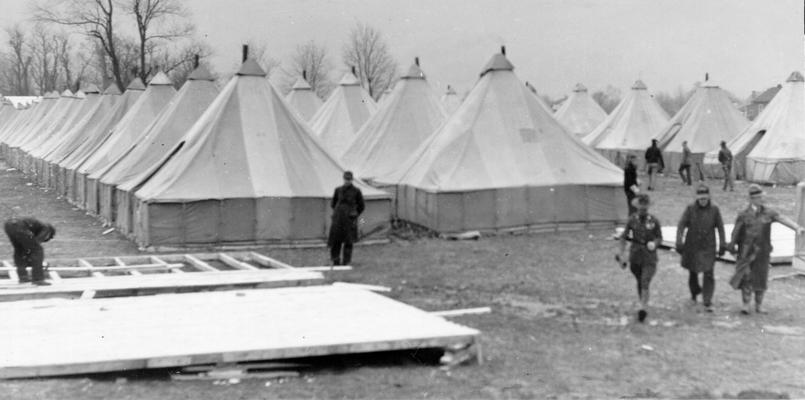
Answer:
619, 194, 663, 322
328, 171, 365, 266
728, 184, 804, 314
3, 217, 56, 285
676, 184, 727, 312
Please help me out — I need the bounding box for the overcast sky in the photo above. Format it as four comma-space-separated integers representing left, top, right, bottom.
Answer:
1, 0, 803, 98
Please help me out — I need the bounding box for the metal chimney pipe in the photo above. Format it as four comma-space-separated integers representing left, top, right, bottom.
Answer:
242, 45, 249, 62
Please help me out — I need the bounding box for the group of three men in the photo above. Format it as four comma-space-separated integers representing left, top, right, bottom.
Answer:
619, 183, 804, 323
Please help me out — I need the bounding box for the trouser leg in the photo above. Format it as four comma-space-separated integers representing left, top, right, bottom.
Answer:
329, 238, 343, 265
625, 191, 636, 216
741, 285, 752, 305
702, 270, 715, 306
342, 242, 353, 265
755, 290, 765, 310
29, 245, 45, 282
688, 270, 701, 300
630, 262, 642, 298
12, 249, 28, 281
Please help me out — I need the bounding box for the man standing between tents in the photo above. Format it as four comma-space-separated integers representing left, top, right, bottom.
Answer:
624, 154, 640, 216
676, 185, 726, 312
728, 184, 804, 314
678, 141, 692, 186
718, 141, 735, 191
644, 139, 664, 191
619, 194, 662, 323
328, 171, 365, 266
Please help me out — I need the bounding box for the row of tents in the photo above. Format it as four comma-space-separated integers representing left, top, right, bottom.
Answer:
0, 47, 802, 247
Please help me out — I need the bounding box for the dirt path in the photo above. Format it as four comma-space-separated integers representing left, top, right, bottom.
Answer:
0, 171, 803, 399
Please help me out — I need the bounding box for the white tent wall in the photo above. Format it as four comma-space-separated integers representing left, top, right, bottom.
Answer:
745, 160, 805, 185
396, 184, 625, 233
132, 196, 390, 248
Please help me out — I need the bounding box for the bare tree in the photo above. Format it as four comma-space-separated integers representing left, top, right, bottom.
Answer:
1, 25, 33, 95
29, 25, 62, 94
591, 85, 622, 114
655, 86, 694, 116
34, 0, 128, 92
242, 39, 281, 77
342, 22, 398, 100
125, 0, 192, 82
283, 40, 333, 99
153, 40, 213, 87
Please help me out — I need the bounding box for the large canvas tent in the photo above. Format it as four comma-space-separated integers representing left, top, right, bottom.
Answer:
59, 78, 146, 204
375, 50, 626, 233
285, 76, 323, 121
741, 72, 805, 184
44, 84, 122, 192
79, 72, 176, 214
655, 80, 749, 175
131, 59, 391, 248
341, 61, 447, 182
309, 71, 377, 157
101, 65, 219, 229
554, 83, 608, 138
583, 80, 670, 168
441, 85, 461, 114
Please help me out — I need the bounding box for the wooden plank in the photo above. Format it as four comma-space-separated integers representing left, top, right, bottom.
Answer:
48, 271, 62, 282
0, 286, 479, 379
151, 256, 183, 274
431, 307, 492, 317
218, 253, 258, 270
0, 263, 185, 273
78, 259, 105, 278
300, 266, 352, 271
3, 261, 18, 281
248, 252, 294, 269
332, 282, 391, 292
184, 255, 217, 272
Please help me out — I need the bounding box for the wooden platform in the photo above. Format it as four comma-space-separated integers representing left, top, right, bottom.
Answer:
615, 224, 795, 264
0, 285, 480, 379
0, 252, 324, 301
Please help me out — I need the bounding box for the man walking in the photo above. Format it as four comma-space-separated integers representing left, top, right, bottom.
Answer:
728, 184, 804, 314
624, 154, 639, 216
676, 185, 727, 312
4, 217, 56, 285
644, 139, 664, 191
718, 141, 735, 191
328, 171, 365, 266
678, 141, 692, 186
619, 194, 663, 323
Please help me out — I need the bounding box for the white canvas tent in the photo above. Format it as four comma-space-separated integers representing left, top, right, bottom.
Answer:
341, 61, 447, 182
101, 65, 219, 229
375, 50, 626, 233
309, 71, 377, 157
131, 59, 391, 247
583, 80, 670, 168
285, 76, 322, 121
555, 83, 608, 138
78, 72, 176, 214
742, 71, 805, 184
655, 80, 749, 175
440, 85, 461, 114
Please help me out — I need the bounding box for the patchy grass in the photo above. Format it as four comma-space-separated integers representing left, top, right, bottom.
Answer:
0, 168, 804, 399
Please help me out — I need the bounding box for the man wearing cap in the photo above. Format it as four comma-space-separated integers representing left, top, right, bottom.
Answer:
728, 184, 804, 314
619, 194, 663, 323
717, 141, 734, 191
624, 154, 640, 216
678, 141, 692, 186
3, 217, 56, 285
676, 185, 726, 312
328, 171, 365, 266
644, 139, 664, 191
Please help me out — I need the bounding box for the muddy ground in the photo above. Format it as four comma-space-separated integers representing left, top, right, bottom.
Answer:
0, 166, 803, 399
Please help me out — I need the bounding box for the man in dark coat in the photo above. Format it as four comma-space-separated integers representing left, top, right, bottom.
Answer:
619, 194, 663, 323
328, 171, 365, 266
728, 184, 804, 314
644, 139, 664, 191
623, 154, 639, 216
675, 185, 726, 312
717, 141, 734, 191
678, 141, 692, 186
4, 217, 56, 285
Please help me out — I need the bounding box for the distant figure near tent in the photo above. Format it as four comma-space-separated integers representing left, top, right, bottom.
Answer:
3, 217, 56, 285
624, 154, 639, 216
678, 141, 692, 186
644, 139, 664, 190
718, 141, 734, 191
329, 171, 365, 266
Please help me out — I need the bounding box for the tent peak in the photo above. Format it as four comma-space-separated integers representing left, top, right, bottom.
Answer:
402, 62, 426, 80
479, 52, 514, 77
127, 77, 147, 91
339, 71, 360, 86
572, 83, 587, 92
82, 83, 101, 94
187, 64, 215, 81
148, 71, 173, 86
60, 89, 73, 97
237, 59, 267, 77
632, 80, 647, 90
786, 71, 804, 82
292, 77, 312, 90
103, 84, 122, 95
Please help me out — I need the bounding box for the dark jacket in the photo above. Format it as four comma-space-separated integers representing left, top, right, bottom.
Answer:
676, 202, 725, 273
718, 148, 733, 166
620, 213, 663, 265
328, 184, 365, 245
645, 145, 664, 169
624, 161, 638, 193
729, 205, 779, 290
